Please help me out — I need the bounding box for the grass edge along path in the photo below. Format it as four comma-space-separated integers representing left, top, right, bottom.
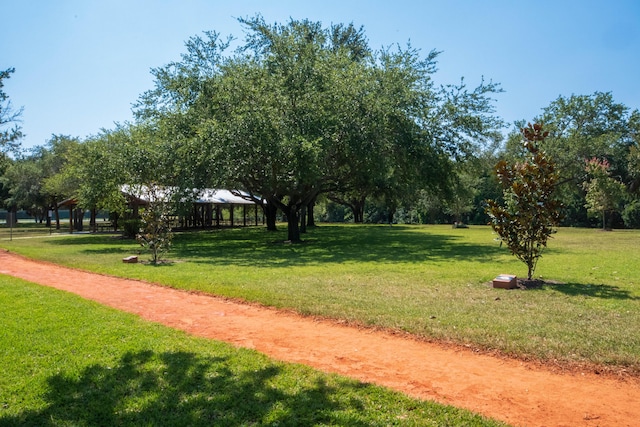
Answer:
0, 275, 505, 427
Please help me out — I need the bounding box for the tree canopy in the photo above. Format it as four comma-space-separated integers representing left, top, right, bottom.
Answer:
134, 16, 503, 240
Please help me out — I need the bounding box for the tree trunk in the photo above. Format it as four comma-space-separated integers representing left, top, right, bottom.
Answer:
329, 194, 366, 223
387, 208, 396, 225
307, 197, 316, 227
112, 212, 120, 232
90, 208, 97, 232
264, 202, 278, 231
299, 206, 307, 234
352, 197, 366, 223
286, 207, 301, 242
353, 204, 364, 223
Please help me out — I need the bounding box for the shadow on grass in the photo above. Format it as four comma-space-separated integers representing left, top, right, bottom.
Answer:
0, 350, 373, 426
547, 282, 640, 301
38, 224, 504, 269
45, 234, 131, 246
168, 225, 503, 268
43, 234, 138, 255
81, 247, 135, 255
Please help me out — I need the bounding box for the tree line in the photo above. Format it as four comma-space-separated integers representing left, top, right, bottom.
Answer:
2, 17, 639, 239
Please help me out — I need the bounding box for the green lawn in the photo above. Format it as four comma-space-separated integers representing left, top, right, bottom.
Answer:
0, 275, 505, 426
0, 221, 68, 239
2, 223, 639, 374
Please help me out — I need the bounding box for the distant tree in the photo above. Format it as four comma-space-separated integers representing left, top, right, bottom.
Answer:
486, 123, 563, 281
0, 153, 12, 209
583, 157, 626, 230
1, 155, 48, 221
624, 144, 640, 228
507, 92, 639, 226
0, 68, 23, 153
38, 135, 82, 227
2, 137, 80, 225
536, 92, 634, 180
445, 169, 480, 225
60, 130, 131, 227
628, 144, 640, 194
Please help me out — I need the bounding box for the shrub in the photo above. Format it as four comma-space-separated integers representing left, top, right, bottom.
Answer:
623, 199, 640, 229
121, 219, 142, 238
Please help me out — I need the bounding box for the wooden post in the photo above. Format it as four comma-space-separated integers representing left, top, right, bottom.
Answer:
69, 205, 73, 233
205, 204, 212, 227
74, 208, 84, 232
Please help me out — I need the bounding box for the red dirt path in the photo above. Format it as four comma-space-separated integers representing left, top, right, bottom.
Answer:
2, 250, 639, 427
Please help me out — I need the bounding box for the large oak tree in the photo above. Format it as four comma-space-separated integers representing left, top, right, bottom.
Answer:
135, 16, 502, 241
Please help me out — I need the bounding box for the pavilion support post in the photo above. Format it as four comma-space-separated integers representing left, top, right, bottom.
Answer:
205, 204, 213, 227
74, 208, 84, 232
69, 206, 73, 233
54, 205, 60, 229
193, 204, 197, 228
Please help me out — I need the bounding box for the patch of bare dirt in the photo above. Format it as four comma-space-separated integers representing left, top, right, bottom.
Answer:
1, 250, 639, 427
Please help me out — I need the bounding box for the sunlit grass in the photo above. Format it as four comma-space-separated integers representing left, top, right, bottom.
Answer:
2, 223, 639, 373
1, 275, 504, 426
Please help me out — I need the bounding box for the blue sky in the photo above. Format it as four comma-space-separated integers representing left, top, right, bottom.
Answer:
2, 0, 639, 150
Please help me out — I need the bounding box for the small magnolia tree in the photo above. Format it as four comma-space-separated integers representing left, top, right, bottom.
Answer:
486, 123, 562, 280
583, 157, 626, 230
136, 185, 173, 264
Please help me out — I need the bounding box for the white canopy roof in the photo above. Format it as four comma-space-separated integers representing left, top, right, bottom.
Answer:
194, 189, 258, 205
122, 185, 260, 205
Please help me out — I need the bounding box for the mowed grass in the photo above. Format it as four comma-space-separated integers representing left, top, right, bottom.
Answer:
0, 276, 505, 426
2, 223, 640, 373
0, 221, 70, 239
